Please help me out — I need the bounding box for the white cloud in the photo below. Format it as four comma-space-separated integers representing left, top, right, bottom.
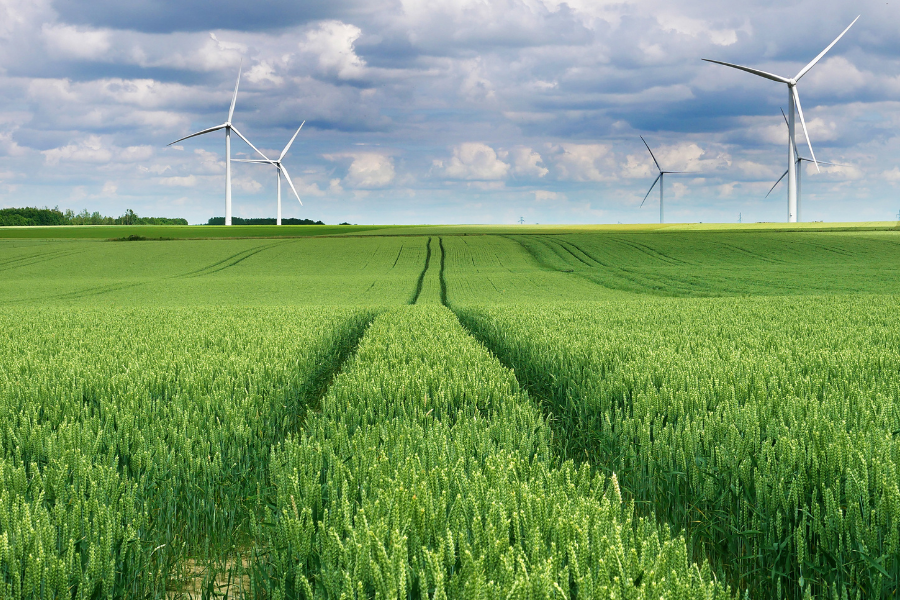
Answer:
42, 24, 111, 60
300, 21, 366, 80
509, 146, 548, 178
882, 167, 900, 182
534, 190, 564, 202
233, 177, 262, 193
42, 136, 112, 166
338, 153, 396, 188
0, 130, 26, 157
245, 61, 284, 85
159, 175, 198, 187
459, 59, 495, 102
119, 146, 154, 162
718, 183, 736, 197
436, 143, 509, 180
193, 149, 224, 174
101, 181, 117, 195
552, 144, 616, 182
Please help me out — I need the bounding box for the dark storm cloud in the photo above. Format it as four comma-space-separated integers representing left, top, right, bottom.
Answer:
51, 0, 366, 33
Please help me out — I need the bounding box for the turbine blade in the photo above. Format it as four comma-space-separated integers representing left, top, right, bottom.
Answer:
230, 126, 269, 161
279, 121, 305, 161
228, 60, 242, 123
640, 174, 662, 207
232, 159, 273, 164
640, 136, 662, 172
792, 87, 819, 172
781, 107, 800, 156
795, 16, 860, 81
766, 169, 789, 198
280, 165, 302, 205
701, 59, 790, 84
801, 158, 844, 167
168, 123, 227, 146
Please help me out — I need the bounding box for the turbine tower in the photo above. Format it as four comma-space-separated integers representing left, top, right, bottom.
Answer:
703, 16, 858, 223
765, 108, 844, 220
234, 122, 305, 225
167, 63, 267, 226
640, 136, 690, 224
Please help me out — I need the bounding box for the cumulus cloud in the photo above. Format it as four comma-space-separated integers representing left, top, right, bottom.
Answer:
508, 146, 548, 178
0, 0, 897, 224
41, 23, 111, 60
299, 21, 366, 80
245, 61, 284, 85
551, 144, 616, 182
329, 153, 395, 188
42, 136, 112, 166
435, 143, 509, 180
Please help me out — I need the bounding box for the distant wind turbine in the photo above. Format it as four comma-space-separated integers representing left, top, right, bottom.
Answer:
167, 62, 267, 226
640, 136, 691, 224
765, 108, 845, 221
703, 16, 859, 223
234, 122, 305, 225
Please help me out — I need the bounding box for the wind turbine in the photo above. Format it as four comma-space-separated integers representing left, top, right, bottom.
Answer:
703, 16, 859, 223
765, 108, 844, 220
167, 63, 267, 226
234, 122, 305, 225
640, 136, 690, 224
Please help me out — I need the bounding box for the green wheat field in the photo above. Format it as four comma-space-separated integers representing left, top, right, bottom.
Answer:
1, 223, 899, 599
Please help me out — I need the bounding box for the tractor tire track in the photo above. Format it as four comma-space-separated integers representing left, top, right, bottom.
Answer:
391, 244, 404, 268
179, 240, 295, 278
410, 237, 431, 304
716, 241, 788, 264
607, 236, 690, 265
0, 248, 84, 273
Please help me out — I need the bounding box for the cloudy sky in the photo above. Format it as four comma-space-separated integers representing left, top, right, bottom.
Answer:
0, 0, 897, 225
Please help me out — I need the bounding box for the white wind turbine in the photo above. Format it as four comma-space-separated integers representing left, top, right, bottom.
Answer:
703, 16, 859, 223
233, 122, 305, 225
167, 63, 267, 226
640, 136, 691, 224
765, 108, 845, 220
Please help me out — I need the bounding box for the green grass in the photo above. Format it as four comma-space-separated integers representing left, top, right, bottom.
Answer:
0, 224, 399, 239
2, 225, 900, 598
1, 220, 898, 241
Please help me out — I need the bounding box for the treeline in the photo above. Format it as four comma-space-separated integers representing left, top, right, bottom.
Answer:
206, 217, 325, 225
0, 207, 188, 226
